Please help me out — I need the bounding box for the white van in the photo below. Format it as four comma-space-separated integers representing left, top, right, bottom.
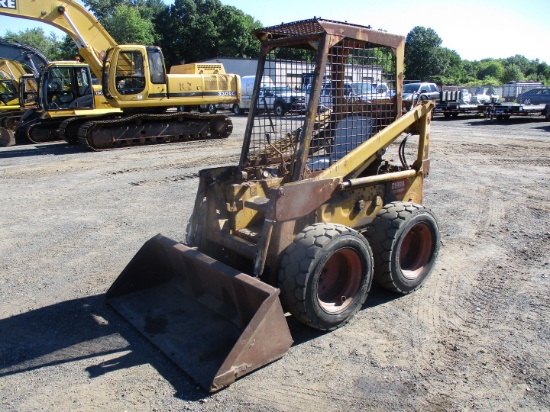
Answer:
235, 75, 274, 114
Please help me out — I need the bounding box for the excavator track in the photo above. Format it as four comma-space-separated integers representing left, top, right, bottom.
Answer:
77, 112, 233, 151
25, 119, 64, 143
0, 111, 24, 128
58, 115, 117, 144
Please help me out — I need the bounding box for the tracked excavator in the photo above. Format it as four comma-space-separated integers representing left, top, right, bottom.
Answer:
0, 58, 28, 111
0, 0, 240, 150
0, 40, 114, 146
0, 36, 47, 120
106, 18, 441, 392
0, 38, 47, 119
0, 57, 35, 145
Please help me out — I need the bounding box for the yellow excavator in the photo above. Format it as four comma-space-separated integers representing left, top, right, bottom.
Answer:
0, 39, 120, 145
0, 0, 240, 150
106, 18, 441, 392
0, 58, 27, 111
0, 54, 39, 145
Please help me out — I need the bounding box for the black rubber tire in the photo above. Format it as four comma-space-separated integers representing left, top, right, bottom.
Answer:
274, 102, 286, 117
278, 223, 373, 331
366, 202, 440, 294
207, 104, 217, 114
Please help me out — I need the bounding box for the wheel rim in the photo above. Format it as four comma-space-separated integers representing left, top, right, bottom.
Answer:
317, 248, 362, 313
399, 222, 434, 280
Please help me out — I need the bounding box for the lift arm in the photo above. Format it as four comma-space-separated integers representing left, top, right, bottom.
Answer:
0, 0, 117, 79
0, 38, 49, 76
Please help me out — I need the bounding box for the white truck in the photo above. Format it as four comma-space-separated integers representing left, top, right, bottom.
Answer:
234, 75, 274, 114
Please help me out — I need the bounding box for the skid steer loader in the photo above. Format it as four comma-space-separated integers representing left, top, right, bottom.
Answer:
107, 18, 441, 392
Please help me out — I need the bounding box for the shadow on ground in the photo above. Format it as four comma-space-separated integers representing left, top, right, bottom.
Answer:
0, 283, 400, 399
0, 142, 86, 158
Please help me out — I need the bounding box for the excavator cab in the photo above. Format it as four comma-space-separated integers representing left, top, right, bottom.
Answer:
40, 63, 94, 111
0, 78, 18, 105
102, 45, 167, 102
0, 61, 22, 108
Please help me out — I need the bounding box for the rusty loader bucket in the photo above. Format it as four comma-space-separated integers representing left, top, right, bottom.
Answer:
106, 234, 293, 392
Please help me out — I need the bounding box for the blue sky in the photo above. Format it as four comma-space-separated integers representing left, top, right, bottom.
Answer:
1, 0, 549, 63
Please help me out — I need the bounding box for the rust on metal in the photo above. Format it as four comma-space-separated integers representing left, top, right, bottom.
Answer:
106, 234, 293, 392
273, 178, 341, 222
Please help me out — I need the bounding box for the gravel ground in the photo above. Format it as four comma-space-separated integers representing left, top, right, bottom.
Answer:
0, 113, 549, 411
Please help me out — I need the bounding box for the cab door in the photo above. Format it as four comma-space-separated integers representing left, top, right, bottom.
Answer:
145, 47, 167, 101
102, 46, 167, 105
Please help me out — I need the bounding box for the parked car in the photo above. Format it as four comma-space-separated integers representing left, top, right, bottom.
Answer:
402, 82, 440, 102
258, 85, 306, 116
304, 82, 353, 111
349, 82, 387, 101
374, 83, 396, 98
306, 81, 393, 111
517, 87, 550, 105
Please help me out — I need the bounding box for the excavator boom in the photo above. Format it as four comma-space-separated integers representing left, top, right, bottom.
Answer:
0, 0, 115, 79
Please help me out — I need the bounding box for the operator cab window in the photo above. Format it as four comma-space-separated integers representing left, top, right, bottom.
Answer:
0, 80, 17, 104
147, 48, 166, 84
115, 50, 146, 95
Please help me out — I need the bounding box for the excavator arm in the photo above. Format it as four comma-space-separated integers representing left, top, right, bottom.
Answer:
0, 0, 117, 79
0, 58, 30, 82
0, 38, 49, 76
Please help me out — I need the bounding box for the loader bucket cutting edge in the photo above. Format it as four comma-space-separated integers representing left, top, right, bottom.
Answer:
106, 234, 293, 392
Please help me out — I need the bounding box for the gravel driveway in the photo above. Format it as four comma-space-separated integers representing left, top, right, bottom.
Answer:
1, 114, 548, 411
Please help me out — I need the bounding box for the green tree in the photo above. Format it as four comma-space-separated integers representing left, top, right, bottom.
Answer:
432, 47, 463, 85
477, 60, 505, 82
102, 4, 158, 44
404, 26, 444, 81
216, 6, 262, 58
4, 28, 64, 61
158, 0, 261, 66
501, 65, 524, 83
82, 0, 165, 44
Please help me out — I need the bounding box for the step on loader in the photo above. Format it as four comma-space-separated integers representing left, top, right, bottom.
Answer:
107, 18, 441, 392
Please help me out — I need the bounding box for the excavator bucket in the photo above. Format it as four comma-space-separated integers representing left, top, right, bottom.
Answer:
106, 234, 293, 392
0, 127, 15, 147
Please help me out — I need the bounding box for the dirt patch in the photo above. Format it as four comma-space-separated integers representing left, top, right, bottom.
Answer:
0, 114, 548, 411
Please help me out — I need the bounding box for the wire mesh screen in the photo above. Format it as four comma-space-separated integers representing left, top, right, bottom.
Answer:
246, 37, 397, 174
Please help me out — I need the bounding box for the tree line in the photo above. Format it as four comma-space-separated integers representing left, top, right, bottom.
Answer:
405, 27, 550, 86
3, 0, 548, 86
